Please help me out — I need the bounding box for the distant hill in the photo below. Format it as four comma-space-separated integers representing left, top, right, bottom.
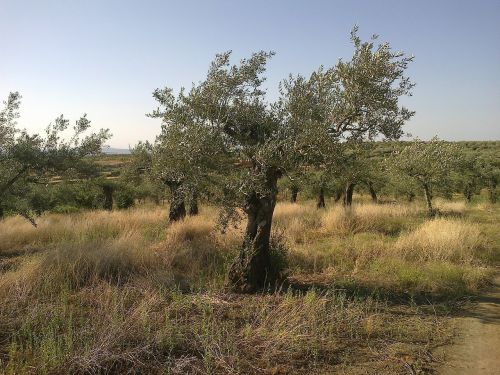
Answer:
101, 140, 499, 159
102, 147, 131, 155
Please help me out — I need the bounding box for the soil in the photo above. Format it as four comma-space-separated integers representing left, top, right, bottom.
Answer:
436, 270, 500, 374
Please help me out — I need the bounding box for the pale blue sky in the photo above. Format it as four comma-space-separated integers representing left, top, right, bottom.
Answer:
1, 0, 499, 147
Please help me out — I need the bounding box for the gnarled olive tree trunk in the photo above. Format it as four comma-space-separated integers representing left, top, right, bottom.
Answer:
489, 180, 497, 204
406, 191, 415, 202
367, 181, 378, 203
167, 181, 186, 222
229, 171, 279, 292
343, 182, 355, 207
333, 189, 342, 203
316, 186, 326, 209
290, 185, 299, 203
102, 185, 114, 211
188, 190, 199, 216
464, 184, 473, 203
423, 183, 434, 215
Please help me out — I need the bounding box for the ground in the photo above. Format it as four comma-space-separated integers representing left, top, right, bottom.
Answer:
435, 270, 500, 375
0, 196, 498, 374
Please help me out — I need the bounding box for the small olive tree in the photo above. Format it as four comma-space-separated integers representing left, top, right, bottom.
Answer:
454, 152, 483, 203
147, 95, 228, 222
121, 141, 166, 205
477, 156, 499, 204
390, 137, 461, 214
278, 169, 305, 203
0, 92, 110, 223
331, 141, 377, 207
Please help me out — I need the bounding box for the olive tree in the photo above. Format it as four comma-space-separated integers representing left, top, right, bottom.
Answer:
477, 156, 499, 204
284, 27, 414, 210
148, 94, 228, 222
454, 152, 483, 203
390, 137, 461, 214
340, 142, 391, 205
0, 92, 110, 223
279, 170, 303, 203
329, 141, 374, 207
121, 141, 166, 205
152, 28, 414, 291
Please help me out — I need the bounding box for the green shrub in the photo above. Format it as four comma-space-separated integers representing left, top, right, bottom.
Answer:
115, 189, 135, 209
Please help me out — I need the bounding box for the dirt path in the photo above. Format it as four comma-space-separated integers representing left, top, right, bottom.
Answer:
436, 270, 500, 375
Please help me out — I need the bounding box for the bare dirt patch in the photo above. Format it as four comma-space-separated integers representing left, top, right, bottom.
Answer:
436, 269, 500, 374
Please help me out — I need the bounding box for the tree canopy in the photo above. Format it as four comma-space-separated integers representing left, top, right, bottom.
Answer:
0, 92, 111, 223
389, 137, 461, 214
149, 27, 415, 291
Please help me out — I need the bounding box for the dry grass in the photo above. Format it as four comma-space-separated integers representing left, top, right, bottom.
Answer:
0, 200, 497, 374
320, 203, 419, 236
273, 202, 322, 244
0, 208, 166, 255
434, 198, 467, 214
279, 202, 492, 294
152, 215, 239, 289
394, 218, 487, 264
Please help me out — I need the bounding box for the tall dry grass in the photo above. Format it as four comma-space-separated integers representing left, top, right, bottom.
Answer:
0, 200, 496, 374
433, 198, 467, 214
0, 208, 167, 255
277, 201, 492, 292
0, 207, 242, 302
273, 202, 322, 244
0, 202, 492, 295
320, 203, 420, 236
152, 214, 240, 289
394, 218, 488, 264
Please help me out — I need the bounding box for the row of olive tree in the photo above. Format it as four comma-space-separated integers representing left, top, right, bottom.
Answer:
282, 138, 498, 212
389, 138, 498, 213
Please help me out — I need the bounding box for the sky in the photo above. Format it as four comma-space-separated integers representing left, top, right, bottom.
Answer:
1, 0, 499, 148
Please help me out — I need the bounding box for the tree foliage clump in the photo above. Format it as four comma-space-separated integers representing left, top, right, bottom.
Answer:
389, 137, 461, 214
0, 92, 110, 223
476, 156, 500, 204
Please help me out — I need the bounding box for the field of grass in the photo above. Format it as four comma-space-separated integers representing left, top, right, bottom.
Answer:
0, 197, 498, 374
